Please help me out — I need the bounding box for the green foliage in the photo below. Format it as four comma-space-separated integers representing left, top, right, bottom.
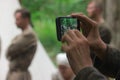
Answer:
21, 0, 89, 60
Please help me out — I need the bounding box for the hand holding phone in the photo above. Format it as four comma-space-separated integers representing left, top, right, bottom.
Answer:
56, 17, 80, 41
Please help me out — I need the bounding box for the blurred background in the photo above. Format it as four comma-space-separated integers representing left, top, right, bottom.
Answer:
21, 0, 89, 63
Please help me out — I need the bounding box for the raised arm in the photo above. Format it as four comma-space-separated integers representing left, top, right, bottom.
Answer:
62, 13, 120, 80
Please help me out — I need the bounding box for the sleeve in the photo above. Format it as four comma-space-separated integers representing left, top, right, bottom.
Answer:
94, 46, 120, 78
74, 67, 107, 80
6, 33, 37, 60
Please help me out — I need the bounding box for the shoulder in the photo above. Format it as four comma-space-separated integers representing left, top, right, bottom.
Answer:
98, 23, 112, 44
98, 22, 112, 37
24, 28, 35, 35
23, 28, 37, 39
98, 22, 112, 33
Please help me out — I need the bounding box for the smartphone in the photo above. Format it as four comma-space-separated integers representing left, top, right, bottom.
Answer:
56, 17, 80, 41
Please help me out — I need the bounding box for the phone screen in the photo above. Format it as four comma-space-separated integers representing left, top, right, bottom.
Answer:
60, 18, 78, 36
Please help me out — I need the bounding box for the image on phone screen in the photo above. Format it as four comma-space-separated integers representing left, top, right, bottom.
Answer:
60, 18, 78, 36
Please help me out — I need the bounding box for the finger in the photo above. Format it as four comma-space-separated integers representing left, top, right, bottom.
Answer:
71, 13, 94, 25
74, 30, 83, 38
61, 43, 70, 52
67, 30, 78, 40
74, 30, 88, 43
71, 14, 92, 34
67, 15, 71, 17
62, 33, 73, 45
80, 22, 90, 37
71, 13, 84, 16
71, 13, 89, 22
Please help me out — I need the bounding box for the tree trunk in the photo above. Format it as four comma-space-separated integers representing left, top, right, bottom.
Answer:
95, 0, 120, 49
105, 0, 120, 49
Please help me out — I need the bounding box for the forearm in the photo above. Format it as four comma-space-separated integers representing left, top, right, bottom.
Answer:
94, 46, 120, 77
75, 67, 107, 80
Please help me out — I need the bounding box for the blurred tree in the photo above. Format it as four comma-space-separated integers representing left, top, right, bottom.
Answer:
95, 0, 120, 49
105, 0, 120, 49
